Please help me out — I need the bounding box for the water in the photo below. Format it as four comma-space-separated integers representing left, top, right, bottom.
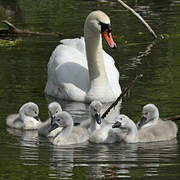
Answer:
0, 0, 180, 179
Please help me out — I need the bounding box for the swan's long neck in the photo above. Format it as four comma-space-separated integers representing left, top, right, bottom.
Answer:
125, 121, 138, 143
85, 34, 107, 83
84, 26, 115, 102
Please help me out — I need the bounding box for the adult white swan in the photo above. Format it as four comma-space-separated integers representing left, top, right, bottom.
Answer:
45, 10, 121, 102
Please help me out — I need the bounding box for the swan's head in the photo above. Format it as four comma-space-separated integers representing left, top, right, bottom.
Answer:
49, 111, 73, 132
137, 104, 159, 129
48, 102, 62, 120
89, 100, 102, 124
84, 10, 117, 48
19, 102, 40, 121
112, 114, 132, 129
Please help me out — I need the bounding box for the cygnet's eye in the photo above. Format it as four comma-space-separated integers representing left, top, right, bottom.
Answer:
34, 111, 37, 114
56, 110, 58, 114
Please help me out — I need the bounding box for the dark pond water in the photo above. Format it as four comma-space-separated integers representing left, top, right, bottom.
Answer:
0, 0, 180, 179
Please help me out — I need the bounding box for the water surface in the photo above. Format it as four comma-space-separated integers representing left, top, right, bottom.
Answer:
0, 0, 180, 179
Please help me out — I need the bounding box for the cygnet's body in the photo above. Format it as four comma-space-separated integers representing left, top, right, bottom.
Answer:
49, 111, 89, 145
80, 101, 102, 133
6, 102, 41, 130
38, 102, 62, 137
112, 107, 178, 143
137, 104, 178, 142
80, 100, 121, 143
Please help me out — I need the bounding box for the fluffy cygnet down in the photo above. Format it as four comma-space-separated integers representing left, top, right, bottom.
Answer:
49, 111, 89, 145
6, 102, 41, 130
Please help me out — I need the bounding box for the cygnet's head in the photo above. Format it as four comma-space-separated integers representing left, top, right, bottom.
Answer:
112, 114, 132, 129
49, 111, 73, 133
137, 104, 159, 129
89, 100, 102, 124
84, 10, 117, 48
48, 102, 62, 119
19, 102, 40, 121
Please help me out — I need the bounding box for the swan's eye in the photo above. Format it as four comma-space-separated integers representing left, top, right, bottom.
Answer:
99, 21, 112, 33
34, 111, 37, 114
56, 110, 58, 113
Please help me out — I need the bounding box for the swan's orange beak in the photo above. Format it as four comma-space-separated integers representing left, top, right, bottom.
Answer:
103, 29, 117, 49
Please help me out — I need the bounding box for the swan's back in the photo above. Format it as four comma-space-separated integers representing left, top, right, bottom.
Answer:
6, 102, 41, 130
89, 124, 118, 144
6, 114, 22, 129
69, 126, 89, 144
51, 111, 89, 145
45, 36, 120, 102
138, 119, 177, 142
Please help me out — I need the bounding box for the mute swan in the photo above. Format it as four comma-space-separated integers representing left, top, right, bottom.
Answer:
112, 112, 178, 143
38, 102, 62, 137
45, 10, 121, 102
49, 111, 89, 145
6, 102, 41, 130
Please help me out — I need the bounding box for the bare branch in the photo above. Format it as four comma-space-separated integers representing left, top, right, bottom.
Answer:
1, 20, 63, 37
164, 115, 180, 122
117, 0, 157, 39
101, 74, 143, 119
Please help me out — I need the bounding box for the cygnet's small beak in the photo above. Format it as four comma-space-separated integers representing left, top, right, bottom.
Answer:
137, 116, 147, 129
112, 121, 121, 128
103, 29, 117, 49
49, 122, 58, 132
95, 113, 101, 125
34, 116, 40, 121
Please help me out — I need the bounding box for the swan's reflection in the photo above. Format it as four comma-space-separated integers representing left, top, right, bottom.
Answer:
49, 145, 74, 178
46, 96, 89, 124
137, 139, 178, 177
6, 128, 39, 162
45, 96, 121, 124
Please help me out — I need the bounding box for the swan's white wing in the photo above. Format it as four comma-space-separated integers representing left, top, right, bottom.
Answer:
45, 38, 89, 101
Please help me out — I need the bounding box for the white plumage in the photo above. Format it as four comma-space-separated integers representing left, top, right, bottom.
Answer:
6, 102, 41, 130
45, 10, 121, 102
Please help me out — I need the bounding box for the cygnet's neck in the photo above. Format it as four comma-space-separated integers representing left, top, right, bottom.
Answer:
19, 110, 26, 121
90, 114, 100, 132
54, 124, 73, 142
125, 121, 138, 143
142, 115, 159, 129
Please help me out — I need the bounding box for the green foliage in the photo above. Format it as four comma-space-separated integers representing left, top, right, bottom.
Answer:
0, 39, 22, 47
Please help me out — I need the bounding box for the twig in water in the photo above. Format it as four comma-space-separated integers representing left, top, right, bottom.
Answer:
0, 20, 63, 37
117, 0, 157, 39
101, 74, 143, 119
164, 115, 180, 122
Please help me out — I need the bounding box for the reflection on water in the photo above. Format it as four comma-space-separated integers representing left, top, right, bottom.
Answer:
5, 108, 179, 179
